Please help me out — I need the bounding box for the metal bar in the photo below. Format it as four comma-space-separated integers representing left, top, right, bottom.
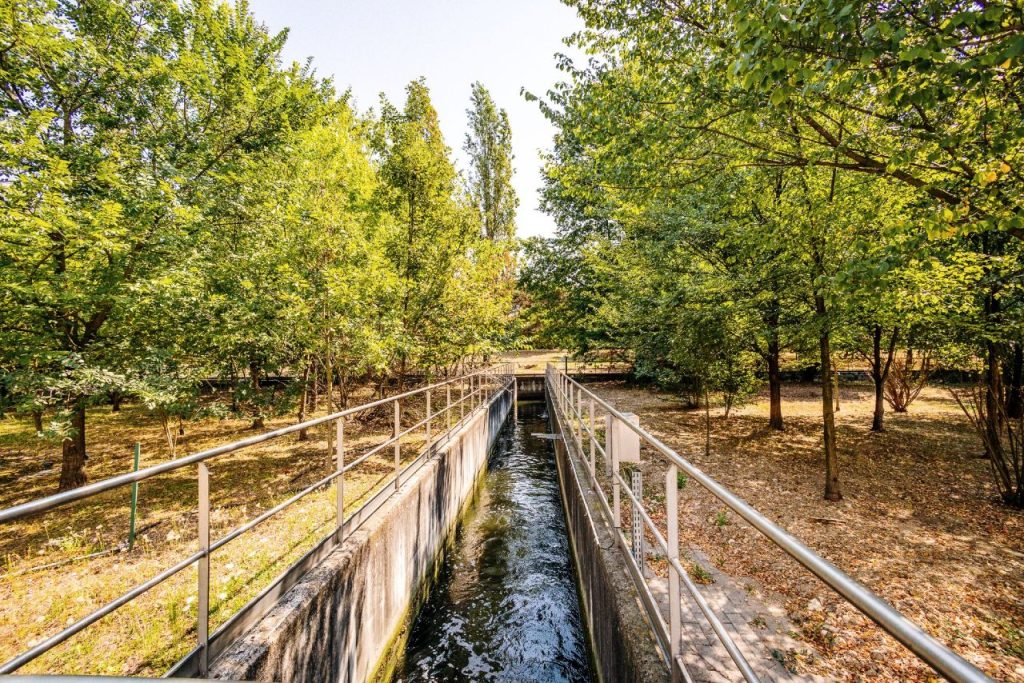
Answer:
604, 414, 613, 478
211, 469, 337, 552
197, 463, 210, 676
588, 399, 596, 476
426, 390, 432, 447
513, 375, 518, 419
555, 370, 991, 683
0, 368, 498, 524
631, 469, 644, 568
0, 549, 203, 674
0, 369, 510, 677
336, 418, 344, 532
666, 464, 681, 659
611, 415, 621, 528
394, 400, 401, 491
128, 443, 140, 550
577, 389, 583, 444
613, 466, 759, 682
447, 384, 452, 431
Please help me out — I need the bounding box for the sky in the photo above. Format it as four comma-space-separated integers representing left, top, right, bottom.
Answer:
244, 0, 588, 238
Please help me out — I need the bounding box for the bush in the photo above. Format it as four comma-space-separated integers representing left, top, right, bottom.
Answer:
884, 349, 932, 413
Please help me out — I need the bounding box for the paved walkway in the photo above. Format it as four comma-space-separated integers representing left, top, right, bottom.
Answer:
647, 548, 824, 682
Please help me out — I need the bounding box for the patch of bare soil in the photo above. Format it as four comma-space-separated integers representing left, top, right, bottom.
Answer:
590, 380, 1024, 682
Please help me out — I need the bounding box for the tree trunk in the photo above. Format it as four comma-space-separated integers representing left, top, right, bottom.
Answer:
58, 400, 87, 491
1007, 342, 1023, 419
870, 324, 900, 432
33, 409, 43, 433
704, 386, 711, 458
983, 292, 1003, 461
817, 295, 842, 501
110, 391, 123, 412
311, 363, 320, 414
767, 340, 784, 431
984, 339, 1003, 460
250, 361, 264, 430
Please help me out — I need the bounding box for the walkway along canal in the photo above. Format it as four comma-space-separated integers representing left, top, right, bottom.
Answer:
394, 402, 594, 682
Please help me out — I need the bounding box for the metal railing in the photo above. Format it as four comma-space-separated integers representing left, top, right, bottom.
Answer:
0, 364, 514, 677
546, 365, 992, 683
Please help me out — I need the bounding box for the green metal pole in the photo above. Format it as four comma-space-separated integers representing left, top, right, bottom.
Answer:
128, 443, 140, 550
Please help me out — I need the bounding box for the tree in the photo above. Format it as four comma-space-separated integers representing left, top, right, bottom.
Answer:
374, 79, 513, 380
465, 82, 518, 242
0, 0, 328, 489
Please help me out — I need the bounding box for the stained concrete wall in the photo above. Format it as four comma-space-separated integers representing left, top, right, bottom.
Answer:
546, 388, 672, 683
209, 387, 513, 683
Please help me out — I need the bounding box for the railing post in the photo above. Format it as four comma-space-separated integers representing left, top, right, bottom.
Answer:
425, 390, 432, 449
336, 418, 344, 533
513, 375, 518, 419
576, 387, 583, 444
446, 384, 452, 430
197, 462, 210, 676
604, 414, 613, 478
611, 416, 621, 528
128, 442, 140, 550
588, 399, 596, 476
631, 468, 644, 568
666, 464, 681, 659
394, 400, 401, 491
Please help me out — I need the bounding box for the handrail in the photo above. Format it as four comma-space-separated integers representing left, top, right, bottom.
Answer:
0, 364, 514, 676
0, 366, 501, 524
546, 364, 992, 683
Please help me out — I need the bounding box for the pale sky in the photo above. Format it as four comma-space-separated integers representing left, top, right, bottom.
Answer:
244, 0, 587, 238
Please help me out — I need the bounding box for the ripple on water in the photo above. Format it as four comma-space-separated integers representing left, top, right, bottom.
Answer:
393, 407, 593, 683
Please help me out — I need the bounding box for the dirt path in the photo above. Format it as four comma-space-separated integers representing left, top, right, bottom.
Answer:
588, 380, 1023, 682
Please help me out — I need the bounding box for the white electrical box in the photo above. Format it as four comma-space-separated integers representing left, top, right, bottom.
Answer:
607, 412, 641, 463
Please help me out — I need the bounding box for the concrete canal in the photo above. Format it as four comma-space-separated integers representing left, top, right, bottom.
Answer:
393, 403, 594, 682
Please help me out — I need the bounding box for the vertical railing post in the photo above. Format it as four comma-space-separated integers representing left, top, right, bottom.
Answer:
425, 390, 432, 449
513, 375, 518, 420
666, 464, 681, 659
460, 378, 465, 422
394, 399, 401, 491
336, 418, 344, 533
128, 443, 140, 550
576, 387, 583, 444
446, 383, 452, 431
611, 416, 621, 528
588, 399, 596, 477
197, 463, 210, 676
631, 468, 644, 568
604, 414, 614, 478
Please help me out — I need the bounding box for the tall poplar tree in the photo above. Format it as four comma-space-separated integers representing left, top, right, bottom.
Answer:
464, 82, 518, 242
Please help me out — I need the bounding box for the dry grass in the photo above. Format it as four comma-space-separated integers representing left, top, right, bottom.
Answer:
586, 380, 1024, 682
498, 349, 629, 375
0, 386, 462, 676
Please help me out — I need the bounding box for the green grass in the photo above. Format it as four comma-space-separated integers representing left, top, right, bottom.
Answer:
0, 391, 455, 676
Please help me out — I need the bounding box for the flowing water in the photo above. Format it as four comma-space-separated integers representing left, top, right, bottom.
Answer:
393, 403, 594, 682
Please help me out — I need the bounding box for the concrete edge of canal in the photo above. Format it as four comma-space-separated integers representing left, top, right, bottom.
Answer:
208, 386, 514, 683
545, 386, 673, 683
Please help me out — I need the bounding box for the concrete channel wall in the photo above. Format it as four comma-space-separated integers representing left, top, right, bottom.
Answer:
209, 386, 513, 683
546, 385, 672, 683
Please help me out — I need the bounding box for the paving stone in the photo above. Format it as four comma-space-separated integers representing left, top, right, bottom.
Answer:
645, 548, 825, 682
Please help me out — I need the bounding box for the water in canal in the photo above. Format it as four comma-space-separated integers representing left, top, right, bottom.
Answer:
393, 403, 594, 683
